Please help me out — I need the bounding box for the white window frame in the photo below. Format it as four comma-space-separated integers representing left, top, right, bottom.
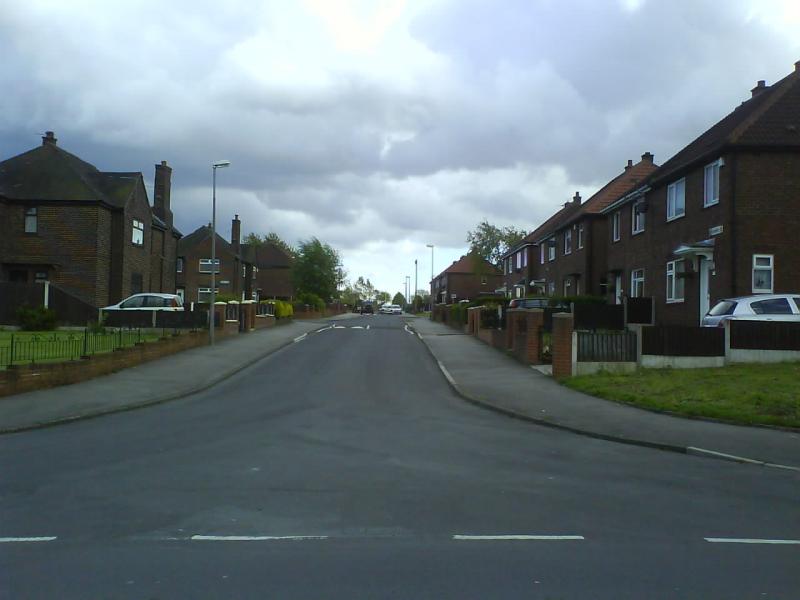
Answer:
632, 203, 645, 235
563, 279, 572, 296
704, 159, 721, 207
667, 178, 686, 221
564, 229, 572, 255
577, 223, 584, 249
132, 219, 144, 246
522, 249, 527, 267
630, 268, 645, 298
548, 238, 556, 261
540, 244, 545, 265
547, 281, 556, 296
752, 254, 774, 293
199, 258, 221, 273
516, 251, 522, 270
612, 211, 621, 242
197, 287, 220, 303
666, 260, 685, 303
24, 207, 38, 233
176, 257, 184, 273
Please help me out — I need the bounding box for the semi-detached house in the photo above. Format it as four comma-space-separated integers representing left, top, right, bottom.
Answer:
601, 61, 800, 326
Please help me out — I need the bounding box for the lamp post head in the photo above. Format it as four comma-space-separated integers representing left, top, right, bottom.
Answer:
426, 244, 434, 249
213, 160, 231, 169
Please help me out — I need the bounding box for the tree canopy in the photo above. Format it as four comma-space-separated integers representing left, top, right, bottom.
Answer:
242, 232, 296, 259
292, 237, 344, 301
466, 220, 527, 265
392, 292, 406, 306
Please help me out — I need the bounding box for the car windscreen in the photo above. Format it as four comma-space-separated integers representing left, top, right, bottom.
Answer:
708, 300, 736, 316
120, 296, 145, 309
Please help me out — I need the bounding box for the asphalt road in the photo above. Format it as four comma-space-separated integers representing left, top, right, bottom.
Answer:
1, 314, 798, 599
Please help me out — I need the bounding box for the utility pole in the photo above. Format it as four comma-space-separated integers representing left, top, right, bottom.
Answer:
414, 259, 418, 312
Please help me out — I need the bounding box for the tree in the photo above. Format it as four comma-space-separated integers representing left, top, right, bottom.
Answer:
242, 232, 296, 259
375, 291, 391, 304
466, 220, 527, 265
293, 237, 344, 301
392, 292, 406, 306
353, 276, 376, 301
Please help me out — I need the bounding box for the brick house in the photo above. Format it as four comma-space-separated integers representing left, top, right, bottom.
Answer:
526, 155, 659, 299
241, 242, 294, 301
601, 61, 800, 325
499, 235, 537, 299
0, 132, 181, 307
432, 254, 503, 304
176, 215, 253, 304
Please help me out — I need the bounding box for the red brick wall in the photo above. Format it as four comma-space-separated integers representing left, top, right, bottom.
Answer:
552, 313, 574, 380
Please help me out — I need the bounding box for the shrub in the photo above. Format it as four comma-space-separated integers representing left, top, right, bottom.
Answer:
272, 300, 294, 319
215, 292, 240, 303
16, 305, 58, 331
449, 303, 467, 325
297, 292, 325, 312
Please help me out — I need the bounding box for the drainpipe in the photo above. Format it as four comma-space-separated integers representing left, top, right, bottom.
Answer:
729, 152, 738, 297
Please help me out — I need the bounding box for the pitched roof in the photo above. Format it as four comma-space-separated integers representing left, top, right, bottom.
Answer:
579, 155, 659, 215
652, 62, 800, 185
438, 254, 501, 277
177, 224, 234, 256
0, 140, 138, 208
241, 242, 292, 268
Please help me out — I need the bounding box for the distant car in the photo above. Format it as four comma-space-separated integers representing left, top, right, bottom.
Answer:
103, 293, 184, 311
379, 304, 393, 314
360, 303, 374, 314
390, 304, 402, 315
508, 297, 568, 310
702, 294, 800, 327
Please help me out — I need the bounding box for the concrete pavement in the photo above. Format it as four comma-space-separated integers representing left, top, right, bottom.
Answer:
407, 316, 800, 470
0, 313, 359, 433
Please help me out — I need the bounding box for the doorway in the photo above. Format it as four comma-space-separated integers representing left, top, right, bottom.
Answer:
699, 257, 712, 323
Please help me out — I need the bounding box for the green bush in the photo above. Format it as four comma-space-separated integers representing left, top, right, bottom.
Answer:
270, 300, 294, 319
215, 292, 240, 303
449, 303, 468, 325
16, 305, 58, 331
297, 292, 325, 312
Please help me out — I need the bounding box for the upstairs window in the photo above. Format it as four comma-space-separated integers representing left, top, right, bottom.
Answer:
516, 251, 522, 270
540, 244, 545, 265
548, 237, 556, 261
132, 219, 144, 246
522, 249, 527, 267
24, 207, 38, 233
667, 178, 686, 221
752, 254, 773, 293
612, 211, 621, 242
632, 202, 645, 234
199, 258, 221, 273
176, 257, 184, 273
564, 229, 572, 255
704, 159, 721, 207
577, 223, 584, 249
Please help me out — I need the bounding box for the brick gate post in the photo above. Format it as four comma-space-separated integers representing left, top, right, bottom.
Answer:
552, 313, 575, 380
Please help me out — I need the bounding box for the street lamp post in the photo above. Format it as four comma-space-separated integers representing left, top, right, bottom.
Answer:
426, 244, 434, 310
414, 259, 418, 313
210, 160, 231, 345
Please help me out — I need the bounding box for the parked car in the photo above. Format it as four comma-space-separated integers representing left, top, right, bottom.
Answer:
702, 294, 800, 327
390, 304, 402, 315
360, 303, 374, 314
103, 293, 184, 311
508, 297, 569, 310
379, 303, 392, 314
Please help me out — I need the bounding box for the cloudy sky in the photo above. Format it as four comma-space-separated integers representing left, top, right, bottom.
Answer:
2, 0, 799, 297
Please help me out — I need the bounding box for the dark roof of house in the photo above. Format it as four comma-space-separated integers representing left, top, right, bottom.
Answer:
651, 62, 800, 185
177, 224, 234, 256
579, 155, 659, 215
241, 243, 292, 268
527, 200, 583, 245
437, 254, 502, 277
0, 140, 140, 208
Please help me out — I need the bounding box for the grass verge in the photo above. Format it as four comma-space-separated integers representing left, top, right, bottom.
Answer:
564, 362, 800, 429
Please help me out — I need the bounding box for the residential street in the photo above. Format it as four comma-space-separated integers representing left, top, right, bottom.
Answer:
1, 315, 798, 599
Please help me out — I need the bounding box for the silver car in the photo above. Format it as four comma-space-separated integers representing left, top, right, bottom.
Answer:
103, 293, 184, 311
701, 294, 800, 327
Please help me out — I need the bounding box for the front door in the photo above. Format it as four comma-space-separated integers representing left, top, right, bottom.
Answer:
614, 274, 623, 305
699, 257, 712, 323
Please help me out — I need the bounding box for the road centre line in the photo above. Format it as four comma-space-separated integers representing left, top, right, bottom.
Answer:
314, 326, 332, 333
0, 537, 57, 543
293, 333, 308, 343
191, 535, 328, 541
453, 535, 585, 541
350, 326, 364, 329
704, 538, 800, 545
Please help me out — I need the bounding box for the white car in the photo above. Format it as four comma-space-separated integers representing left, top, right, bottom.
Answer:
103, 293, 184, 311
379, 303, 393, 314
390, 304, 402, 315
702, 294, 800, 327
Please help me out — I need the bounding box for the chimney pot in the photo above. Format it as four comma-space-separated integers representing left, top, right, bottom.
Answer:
751, 80, 767, 97
232, 215, 241, 253
573, 191, 581, 205
625, 159, 633, 170
153, 160, 173, 228
641, 152, 654, 163
42, 131, 57, 146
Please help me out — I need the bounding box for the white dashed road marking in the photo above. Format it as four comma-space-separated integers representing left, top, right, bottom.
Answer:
293, 333, 308, 343
0, 537, 57, 543
704, 538, 800, 545
191, 535, 328, 541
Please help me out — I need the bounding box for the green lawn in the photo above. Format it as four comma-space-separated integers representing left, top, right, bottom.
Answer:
0, 329, 164, 368
564, 363, 800, 429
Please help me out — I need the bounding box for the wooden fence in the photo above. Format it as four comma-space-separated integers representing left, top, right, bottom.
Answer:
730, 320, 800, 351
574, 303, 624, 331
642, 326, 725, 357
577, 331, 636, 362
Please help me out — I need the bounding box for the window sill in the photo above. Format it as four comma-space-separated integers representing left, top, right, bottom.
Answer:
703, 200, 719, 208
631, 229, 645, 236
666, 299, 685, 304
612, 238, 620, 243
666, 213, 685, 223
752, 289, 773, 295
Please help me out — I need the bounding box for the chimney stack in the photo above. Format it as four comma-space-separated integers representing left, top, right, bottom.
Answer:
232, 215, 241, 255
153, 160, 173, 228
625, 159, 633, 171
641, 152, 654, 163
573, 191, 582, 205
751, 80, 767, 98
42, 131, 57, 146
795, 60, 800, 73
